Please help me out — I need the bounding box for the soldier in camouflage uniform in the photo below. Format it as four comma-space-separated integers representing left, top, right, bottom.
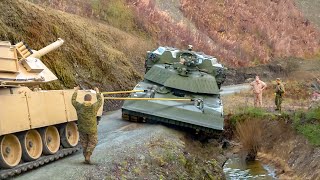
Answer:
275, 78, 285, 111
72, 86, 103, 164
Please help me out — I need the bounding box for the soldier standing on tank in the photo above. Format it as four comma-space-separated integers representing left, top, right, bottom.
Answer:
72, 86, 103, 164
275, 78, 285, 111
250, 75, 267, 107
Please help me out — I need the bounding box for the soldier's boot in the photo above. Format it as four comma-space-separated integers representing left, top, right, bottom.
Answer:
84, 152, 92, 164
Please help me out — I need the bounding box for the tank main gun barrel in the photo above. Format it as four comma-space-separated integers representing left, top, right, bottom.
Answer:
101, 90, 146, 95
30, 38, 64, 58
104, 97, 193, 101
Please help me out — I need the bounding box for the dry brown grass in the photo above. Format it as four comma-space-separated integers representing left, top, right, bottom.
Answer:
124, 0, 320, 67
223, 79, 312, 115
236, 119, 262, 161
0, 0, 154, 92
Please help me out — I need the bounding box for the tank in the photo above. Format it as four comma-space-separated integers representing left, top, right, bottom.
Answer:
121, 46, 226, 133
0, 39, 103, 178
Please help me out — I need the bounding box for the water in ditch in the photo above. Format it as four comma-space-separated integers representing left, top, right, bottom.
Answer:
223, 156, 276, 179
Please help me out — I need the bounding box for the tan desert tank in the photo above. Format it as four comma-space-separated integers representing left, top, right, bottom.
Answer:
0, 38, 103, 178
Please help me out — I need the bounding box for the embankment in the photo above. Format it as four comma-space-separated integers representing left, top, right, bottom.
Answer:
225, 113, 320, 179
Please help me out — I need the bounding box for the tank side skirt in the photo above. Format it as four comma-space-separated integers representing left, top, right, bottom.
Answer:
122, 109, 223, 134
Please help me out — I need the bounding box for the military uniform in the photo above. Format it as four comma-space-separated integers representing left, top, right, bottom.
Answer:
275, 81, 285, 111
72, 92, 102, 163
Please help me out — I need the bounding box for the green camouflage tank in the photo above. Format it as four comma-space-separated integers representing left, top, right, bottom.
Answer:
122, 46, 226, 133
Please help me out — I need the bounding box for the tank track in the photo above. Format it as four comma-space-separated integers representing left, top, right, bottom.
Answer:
0, 146, 80, 179
122, 109, 222, 136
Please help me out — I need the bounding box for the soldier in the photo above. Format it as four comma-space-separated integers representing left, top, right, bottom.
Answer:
275, 78, 285, 111
72, 86, 103, 164
250, 75, 267, 107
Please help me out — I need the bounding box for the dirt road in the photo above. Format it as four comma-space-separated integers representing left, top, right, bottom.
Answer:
15, 111, 150, 179
220, 84, 251, 96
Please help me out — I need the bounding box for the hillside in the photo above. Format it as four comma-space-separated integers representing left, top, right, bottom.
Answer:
295, 0, 320, 28
0, 0, 154, 93
28, 0, 320, 67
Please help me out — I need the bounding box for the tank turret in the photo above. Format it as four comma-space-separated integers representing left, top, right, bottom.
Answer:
0, 38, 64, 86
122, 46, 226, 133
144, 46, 226, 88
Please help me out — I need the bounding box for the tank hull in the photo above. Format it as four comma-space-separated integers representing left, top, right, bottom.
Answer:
122, 81, 224, 132
0, 87, 103, 176
0, 88, 103, 136
0, 38, 104, 176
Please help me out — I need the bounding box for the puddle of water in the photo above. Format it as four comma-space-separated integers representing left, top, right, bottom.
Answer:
223, 157, 276, 180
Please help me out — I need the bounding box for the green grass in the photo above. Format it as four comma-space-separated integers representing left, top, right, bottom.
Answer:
296, 124, 320, 146
229, 105, 320, 146
230, 107, 269, 126
305, 107, 320, 121
293, 107, 320, 146
91, 0, 137, 32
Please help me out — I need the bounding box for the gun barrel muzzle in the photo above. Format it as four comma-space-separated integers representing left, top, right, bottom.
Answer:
30, 38, 64, 58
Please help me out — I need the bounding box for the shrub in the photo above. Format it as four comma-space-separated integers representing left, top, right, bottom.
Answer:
236, 118, 262, 161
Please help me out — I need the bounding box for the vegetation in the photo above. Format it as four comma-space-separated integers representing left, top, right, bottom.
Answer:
230, 107, 273, 128
0, 1, 155, 111
107, 136, 225, 179
91, 0, 137, 32
29, 0, 320, 67
293, 107, 320, 146
236, 118, 262, 161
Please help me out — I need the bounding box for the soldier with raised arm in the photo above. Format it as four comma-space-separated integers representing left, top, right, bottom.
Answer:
72, 86, 103, 164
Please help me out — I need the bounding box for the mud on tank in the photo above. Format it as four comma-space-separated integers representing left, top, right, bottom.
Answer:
121, 46, 226, 134
0, 39, 103, 178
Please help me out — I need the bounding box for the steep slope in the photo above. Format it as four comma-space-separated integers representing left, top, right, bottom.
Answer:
28, 0, 320, 67
128, 0, 320, 66
0, 0, 154, 92
295, 0, 320, 28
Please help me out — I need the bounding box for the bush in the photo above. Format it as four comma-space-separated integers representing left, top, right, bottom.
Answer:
236, 119, 262, 161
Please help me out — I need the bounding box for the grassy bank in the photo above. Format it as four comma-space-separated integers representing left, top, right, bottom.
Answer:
223, 82, 320, 178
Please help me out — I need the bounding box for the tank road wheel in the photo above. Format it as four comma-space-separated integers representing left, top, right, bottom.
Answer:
122, 112, 129, 121
40, 126, 60, 155
60, 122, 79, 148
19, 130, 43, 161
130, 116, 138, 122
0, 134, 22, 168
